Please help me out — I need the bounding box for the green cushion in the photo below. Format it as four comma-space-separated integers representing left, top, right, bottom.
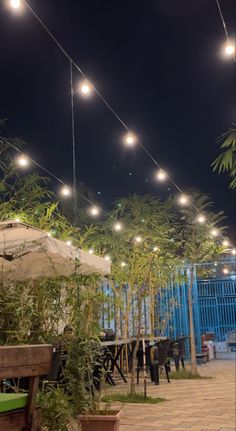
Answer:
0, 393, 28, 413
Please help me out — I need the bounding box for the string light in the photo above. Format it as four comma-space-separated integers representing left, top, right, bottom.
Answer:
224, 42, 235, 56
134, 236, 142, 243
88, 249, 94, 254
113, 222, 123, 231
153, 246, 158, 252
121, 262, 126, 267
10, 0, 21, 9
47, 232, 52, 237
104, 255, 111, 261
197, 214, 206, 224
15, 218, 21, 222
89, 206, 100, 217
231, 248, 236, 256
211, 229, 218, 237
79, 80, 92, 96
16, 155, 30, 168
222, 268, 229, 275
6, 3, 232, 246
178, 194, 189, 206
222, 239, 230, 247
156, 170, 167, 182
124, 133, 136, 146
66, 240, 72, 246
60, 186, 71, 197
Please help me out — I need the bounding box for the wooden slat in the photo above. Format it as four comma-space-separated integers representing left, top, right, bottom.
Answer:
0, 409, 26, 429
0, 345, 53, 378
0, 345, 52, 367
0, 363, 51, 379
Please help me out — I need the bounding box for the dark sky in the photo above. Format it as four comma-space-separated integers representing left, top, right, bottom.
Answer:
0, 0, 235, 229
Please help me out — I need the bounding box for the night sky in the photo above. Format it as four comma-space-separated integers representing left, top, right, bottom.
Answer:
0, 0, 235, 230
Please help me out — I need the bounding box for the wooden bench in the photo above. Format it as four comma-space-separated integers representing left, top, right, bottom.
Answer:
0, 344, 53, 431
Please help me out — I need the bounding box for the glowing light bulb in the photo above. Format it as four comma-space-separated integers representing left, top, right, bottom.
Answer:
197, 214, 206, 224
211, 229, 218, 237
79, 80, 92, 96
15, 218, 21, 222
16, 155, 30, 168
121, 262, 126, 267
47, 232, 52, 237
89, 206, 100, 216
10, 0, 21, 8
88, 249, 94, 254
225, 42, 235, 56
223, 268, 229, 275
104, 255, 110, 261
153, 246, 158, 252
114, 222, 123, 231
66, 240, 72, 246
124, 133, 136, 146
61, 186, 71, 197
156, 170, 167, 181
222, 239, 229, 247
134, 236, 142, 243
231, 248, 236, 256
178, 195, 189, 205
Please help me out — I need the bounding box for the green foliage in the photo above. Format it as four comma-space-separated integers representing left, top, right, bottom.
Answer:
169, 369, 205, 379
102, 393, 165, 404
212, 127, 236, 189
38, 385, 78, 431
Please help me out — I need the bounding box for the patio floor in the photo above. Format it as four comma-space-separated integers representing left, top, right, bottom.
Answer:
109, 360, 236, 431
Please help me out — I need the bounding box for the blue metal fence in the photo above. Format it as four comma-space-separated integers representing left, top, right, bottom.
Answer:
101, 274, 236, 350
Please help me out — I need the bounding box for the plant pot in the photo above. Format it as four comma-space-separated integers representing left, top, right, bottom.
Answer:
78, 409, 123, 431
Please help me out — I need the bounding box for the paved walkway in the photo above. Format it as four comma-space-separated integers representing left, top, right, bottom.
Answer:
110, 360, 235, 431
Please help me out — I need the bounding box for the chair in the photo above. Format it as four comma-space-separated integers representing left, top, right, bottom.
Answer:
169, 337, 186, 371
150, 340, 171, 385
0, 344, 53, 431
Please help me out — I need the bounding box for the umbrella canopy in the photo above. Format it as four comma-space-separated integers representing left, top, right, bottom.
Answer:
0, 221, 111, 281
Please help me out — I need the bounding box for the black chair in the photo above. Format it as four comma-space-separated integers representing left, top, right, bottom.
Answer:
136, 343, 151, 385
150, 339, 171, 385
168, 337, 185, 371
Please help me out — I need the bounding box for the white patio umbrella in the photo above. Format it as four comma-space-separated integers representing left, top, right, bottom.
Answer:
0, 221, 111, 281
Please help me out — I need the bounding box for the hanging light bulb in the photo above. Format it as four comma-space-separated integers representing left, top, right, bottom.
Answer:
15, 218, 21, 222
222, 239, 230, 247
10, 0, 21, 8
113, 222, 123, 231
66, 240, 72, 246
79, 80, 93, 96
223, 268, 229, 275
156, 170, 167, 181
231, 248, 236, 256
224, 42, 235, 56
104, 255, 111, 261
178, 194, 189, 205
134, 235, 142, 243
153, 246, 158, 252
88, 249, 94, 254
61, 186, 71, 197
16, 155, 30, 168
121, 261, 126, 267
197, 214, 206, 224
124, 133, 136, 146
211, 229, 218, 237
89, 206, 100, 217
47, 232, 52, 237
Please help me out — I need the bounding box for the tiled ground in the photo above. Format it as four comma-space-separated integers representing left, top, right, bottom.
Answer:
109, 360, 236, 431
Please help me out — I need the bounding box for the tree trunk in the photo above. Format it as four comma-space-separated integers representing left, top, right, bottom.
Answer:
130, 293, 142, 396
188, 265, 197, 373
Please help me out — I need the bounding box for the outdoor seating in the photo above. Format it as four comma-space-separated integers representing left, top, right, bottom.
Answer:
136, 339, 171, 385
168, 337, 186, 371
0, 344, 53, 431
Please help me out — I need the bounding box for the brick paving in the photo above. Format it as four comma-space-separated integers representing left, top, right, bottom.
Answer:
109, 360, 235, 431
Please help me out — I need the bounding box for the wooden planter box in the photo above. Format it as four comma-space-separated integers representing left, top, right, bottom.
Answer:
78, 409, 123, 431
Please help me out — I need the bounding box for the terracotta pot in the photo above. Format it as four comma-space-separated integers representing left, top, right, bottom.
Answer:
78, 409, 123, 431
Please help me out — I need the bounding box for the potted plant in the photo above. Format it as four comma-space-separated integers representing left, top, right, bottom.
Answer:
66, 336, 123, 431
